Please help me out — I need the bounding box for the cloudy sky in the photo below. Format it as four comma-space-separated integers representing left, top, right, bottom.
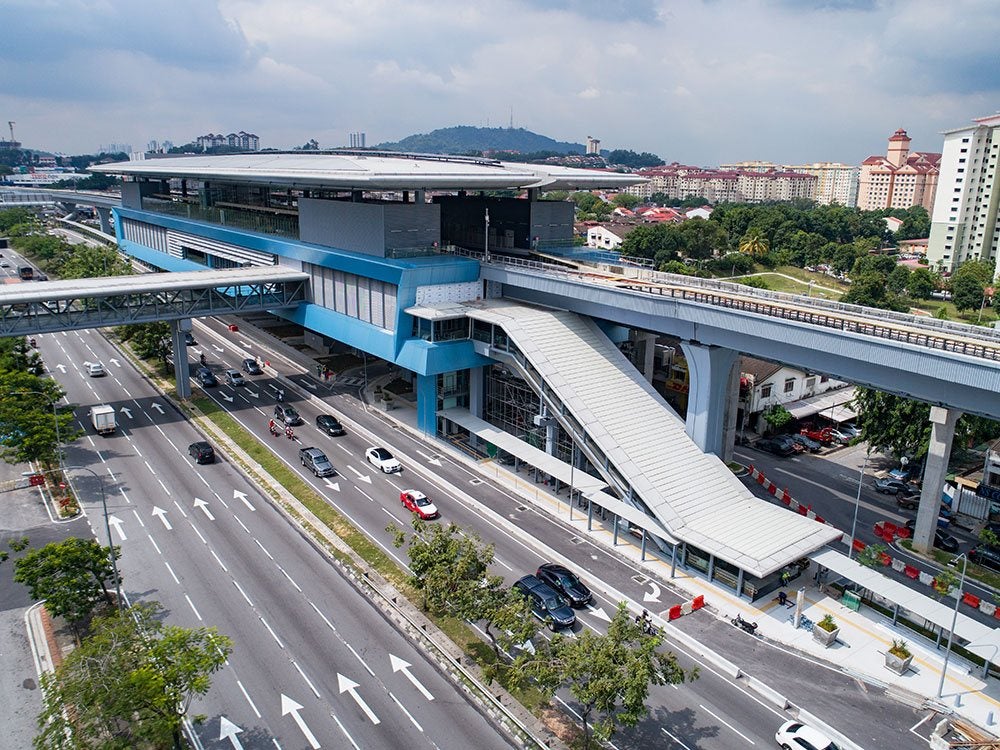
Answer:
4, 0, 999, 165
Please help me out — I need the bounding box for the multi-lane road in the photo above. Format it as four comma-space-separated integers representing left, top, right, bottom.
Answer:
19, 304, 933, 750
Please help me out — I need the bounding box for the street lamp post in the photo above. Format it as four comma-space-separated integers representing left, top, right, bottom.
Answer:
936, 553, 968, 700
848, 452, 870, 560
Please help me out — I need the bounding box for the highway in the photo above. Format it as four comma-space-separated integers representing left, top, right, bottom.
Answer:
42, 328, 516, 750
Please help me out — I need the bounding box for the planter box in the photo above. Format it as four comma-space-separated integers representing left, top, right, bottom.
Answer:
812, 623, 839, 647
884, 650, 913, 675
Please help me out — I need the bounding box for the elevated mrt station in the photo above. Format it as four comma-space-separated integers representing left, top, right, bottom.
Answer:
92, 152, 842, 598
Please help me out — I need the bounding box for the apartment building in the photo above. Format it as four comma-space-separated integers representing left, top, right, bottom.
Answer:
196, 131, 261, 151
926, 114, 1000, 275
625, 164, 814, 204
857, 129, 940, 212
720, 161, 857, 206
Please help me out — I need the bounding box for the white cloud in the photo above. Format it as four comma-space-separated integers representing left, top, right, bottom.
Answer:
578, 87, 601, 99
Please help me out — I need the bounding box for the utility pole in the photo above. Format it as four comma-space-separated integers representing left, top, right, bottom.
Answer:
8, 121, 15, 144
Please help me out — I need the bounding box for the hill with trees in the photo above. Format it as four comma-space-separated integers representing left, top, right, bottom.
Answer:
376, 126, 585, 155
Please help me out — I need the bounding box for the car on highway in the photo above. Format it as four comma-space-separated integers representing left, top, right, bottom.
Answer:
969, 544, 1000, 572
400, 489, 439, 520
903, 520, 960, 552
788, 433, 822, 452
775, 719, 840, 749
196, 367, 217, 387
274, 404, 302, 426
873, 477, 912, 495
0, 260, 9, 268
299, 446, 336, 477
224, 369, 245, 387
316, 414, 345, 436
513, 574, 576, 631
755, 437, 796, 457
242, 358, 263, 375
535, 563, 592, 607
366, 446, 402, 473
184, 332, 196, 346
188, 441, 215, 464
85, 361, 105, 377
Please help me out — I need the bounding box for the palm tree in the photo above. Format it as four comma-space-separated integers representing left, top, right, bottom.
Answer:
739, 232, 769, 258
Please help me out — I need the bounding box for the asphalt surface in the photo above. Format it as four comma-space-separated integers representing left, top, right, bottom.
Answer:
40, 328, 516, 750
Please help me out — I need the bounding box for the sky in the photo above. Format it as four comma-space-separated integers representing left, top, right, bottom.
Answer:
3, 0, 999, 166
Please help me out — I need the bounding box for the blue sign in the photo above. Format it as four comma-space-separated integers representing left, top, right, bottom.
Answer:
975, 482, 1000, 502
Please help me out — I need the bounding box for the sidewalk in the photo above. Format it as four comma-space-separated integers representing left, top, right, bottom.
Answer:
210, 317, 1000, 740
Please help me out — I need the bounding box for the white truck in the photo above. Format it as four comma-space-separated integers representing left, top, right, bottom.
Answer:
90, 404, 116, 435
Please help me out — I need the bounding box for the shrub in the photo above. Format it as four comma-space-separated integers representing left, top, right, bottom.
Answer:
817, 614, 838, 632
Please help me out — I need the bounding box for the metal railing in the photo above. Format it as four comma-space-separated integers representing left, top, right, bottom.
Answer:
142, 198, 299, 239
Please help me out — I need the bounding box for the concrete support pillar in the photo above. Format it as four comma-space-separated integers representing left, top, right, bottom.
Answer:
96, 207, 113, 234
639, 331, 656, 383
170, 320, 191, 400
415, 189, 426, 204
546, 421, 557, 456
721, 361, 741, 464
913, 406, 961, 553
416, 373, 437, 436
680, 341, 738, 458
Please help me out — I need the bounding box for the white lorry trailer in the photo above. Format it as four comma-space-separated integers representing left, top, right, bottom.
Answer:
89, 404, 116, 435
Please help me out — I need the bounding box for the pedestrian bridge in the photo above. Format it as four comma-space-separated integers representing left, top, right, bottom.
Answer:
0, 266, 308, 337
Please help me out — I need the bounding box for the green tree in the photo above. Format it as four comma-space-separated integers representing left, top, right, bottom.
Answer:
611, 193, 640, 209
678, 217, 728, 259
0, 370, 78, 466
907, 267, 936, 299
454, 574, 538, 662
886, 265, 911, 295
841, 272, 907, 312
0, 207, 36, 233
117, 322, 171, 362
13, 537, 120, 631
738, 232, 769, 259
605, 149, 664, 169
36, 602, 232, 750
762, 404, 791, 429
514, 604, 693, 748
58, 243, 130, 279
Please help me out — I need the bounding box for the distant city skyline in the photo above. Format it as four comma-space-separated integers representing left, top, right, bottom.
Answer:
3, 0, 998, 165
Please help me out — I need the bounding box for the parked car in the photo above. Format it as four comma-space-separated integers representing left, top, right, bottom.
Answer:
224, 369, 245, 387
895, 491, 921, 510
839, 423, 861, 438
366, 446, 402, 473
755, 437, 796, 457
400, 489, 439, 520
788, 434, 822, 452
799, 425, 832, 443
827, 428, 853, 444
242, 358, 263, 375
874, 477, 912, 495
85, 361, 105, 377
196, 367, 217, 387
535, 563, 592, 608
969, 544, 1000, 572
775, 720, 840, 750
903, 520, 959, 552
299, 446, 336, 477
888, 465, 916, 482
188, 441, 215, 464
316, 414, 345, 436
513, 574, 576, 631
274, 404, 302, 426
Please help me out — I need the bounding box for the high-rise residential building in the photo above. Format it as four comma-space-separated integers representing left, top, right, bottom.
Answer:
625, 163, 815, 204
196, 131, 260, 151
350, 132, 366, 149
586, 136, 601, 155
926, 114, 1000, 275
720, 161, 858, 205
857, 129, 940, 212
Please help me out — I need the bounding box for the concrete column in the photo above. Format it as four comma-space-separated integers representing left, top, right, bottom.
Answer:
720, 361, 741, 464
415, 189, 426, 204
416, 373, 437, 436
913, 406, 962, 553
170, 320, 191, 400
468, 366, 484, 453
640, 332, 656, 383
95, 207, 113, 234
680, 341, 738, 458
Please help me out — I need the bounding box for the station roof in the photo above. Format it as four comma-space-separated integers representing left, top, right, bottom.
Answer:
92, 151, 646, 192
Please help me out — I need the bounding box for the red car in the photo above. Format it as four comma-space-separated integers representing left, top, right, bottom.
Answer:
400, 490, 440, 520
800, 425, 832, 443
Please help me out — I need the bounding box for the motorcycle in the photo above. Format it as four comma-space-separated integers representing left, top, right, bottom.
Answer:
731, 613, 758, 635
29, 337, 37, 348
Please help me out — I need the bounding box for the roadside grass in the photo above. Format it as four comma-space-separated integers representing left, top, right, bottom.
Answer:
908, 299, 999, 325
117, 344, 550, 718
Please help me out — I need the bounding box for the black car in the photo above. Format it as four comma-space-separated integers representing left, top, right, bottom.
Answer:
788, 434, 822, 452
196, 367, 217, 387
755, 437, 795, 457
513, 574, 576, 630
903, 520, 959, 553
242, 358, 263, 376
969, 544, 1000, 572
316, 414, 346, 436
188, 441, 215, 464
535, 563, 592, 608
184, 332, 196, 346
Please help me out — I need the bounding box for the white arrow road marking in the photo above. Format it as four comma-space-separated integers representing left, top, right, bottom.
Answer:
194, 348, 203, 355
338, 673, 380, 725
323, 479, 341, 492
280, 695, 320, 750
240, 340, 252, 349
193, 497, 215, 521
302, 380, 318, 391
643, 581, 661, 603
220, 392, 234, 403
212, 344, 224, 352
390, 655, 434, 701
109, 358, 120, 367
56, 364, 66, 373
416, 450, 442, 467
151, 506, 172, 530
586, 604, 612, 623
218, 717, 244, 749
246, 389, 259, 399
108, 515, 127, 541
347, 466, 372, 484
233, 490, 255, 511
150, 402, 165, 414
120, 406, 132, 419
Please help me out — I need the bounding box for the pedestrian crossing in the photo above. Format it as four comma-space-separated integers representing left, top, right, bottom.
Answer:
335, 376, 365, 387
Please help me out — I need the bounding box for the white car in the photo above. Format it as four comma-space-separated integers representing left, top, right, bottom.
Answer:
366, 446, 402, 473
775, 720, 840, 750
85, 361, 105, 377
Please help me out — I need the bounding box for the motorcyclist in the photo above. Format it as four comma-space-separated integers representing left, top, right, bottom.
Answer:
199, 353, 207, 366
285, 425, 294, 440
29, 337, 37, 348
268, 419, 278, 436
